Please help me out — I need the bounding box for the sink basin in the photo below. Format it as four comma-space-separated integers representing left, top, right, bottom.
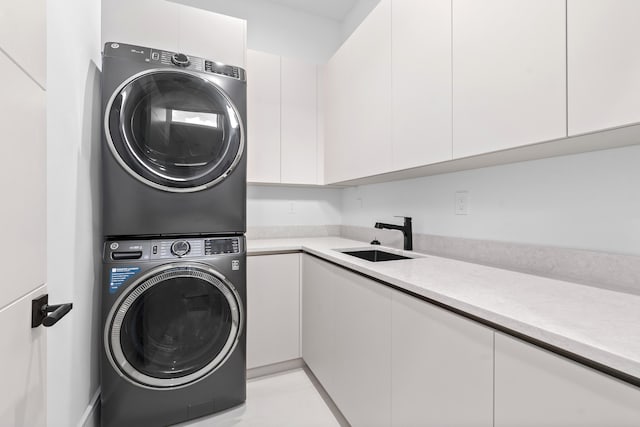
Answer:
341, 249, 412, 262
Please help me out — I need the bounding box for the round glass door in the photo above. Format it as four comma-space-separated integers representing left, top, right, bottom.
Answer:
105, 70, 244, 192
105, 264, 243, 388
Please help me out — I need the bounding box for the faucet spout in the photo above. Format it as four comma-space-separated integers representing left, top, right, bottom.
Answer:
373, 217, 413, 251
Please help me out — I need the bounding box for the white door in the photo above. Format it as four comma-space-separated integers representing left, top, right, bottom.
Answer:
0, 10, 48, 427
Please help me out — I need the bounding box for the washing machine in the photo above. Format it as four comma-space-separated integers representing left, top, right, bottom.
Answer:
101, 236, 246, 427
101, 42, 247, 238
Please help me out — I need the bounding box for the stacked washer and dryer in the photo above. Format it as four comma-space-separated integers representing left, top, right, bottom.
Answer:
100, 42, 248, 427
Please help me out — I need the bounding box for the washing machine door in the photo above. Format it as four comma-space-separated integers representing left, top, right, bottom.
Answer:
105, 263, 243, 388
105, 69, 244, 192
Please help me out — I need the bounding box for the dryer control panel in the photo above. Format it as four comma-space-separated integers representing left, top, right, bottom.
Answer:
105, 237, 244, 262
103, 41, 246, 81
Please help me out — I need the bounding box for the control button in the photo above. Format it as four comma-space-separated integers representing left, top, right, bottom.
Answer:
171, 53, 190, 67
110, 242, 119, 250
152, 245, 158, 255
171, 240, 191, 257
151, 52, 159, 61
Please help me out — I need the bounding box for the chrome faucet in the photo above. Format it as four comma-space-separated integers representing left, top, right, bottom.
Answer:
374, 217, 413, 251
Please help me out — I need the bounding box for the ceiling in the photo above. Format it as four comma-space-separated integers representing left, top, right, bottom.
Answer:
266, 0, 362, 21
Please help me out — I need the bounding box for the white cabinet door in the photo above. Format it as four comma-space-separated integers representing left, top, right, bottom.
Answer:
302, 255, 338, 393
324, 0, 392, 183
453, 0, 566, 158
102, 0, 181, 51
391, 290, 493, 427
301, 255, 392, 427
102, 0, 246, 66
495, 333, 640, 426
392, 0, 452, 170
281, 58, 318, 184
316, 65, 327, 185
331, 262, 391, 427
247, 50, 281, 183
246, 254, 300, 369
177, 4, 246, 67
568, 0, 640, 135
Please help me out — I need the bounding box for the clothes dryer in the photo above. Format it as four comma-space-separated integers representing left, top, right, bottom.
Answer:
102, 42, 246, 238
101, 236, 246, 427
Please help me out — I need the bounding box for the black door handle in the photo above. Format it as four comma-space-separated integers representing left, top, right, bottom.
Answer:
31, 294, 73, 328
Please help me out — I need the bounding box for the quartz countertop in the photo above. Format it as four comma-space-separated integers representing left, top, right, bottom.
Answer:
248, 237, 640, 382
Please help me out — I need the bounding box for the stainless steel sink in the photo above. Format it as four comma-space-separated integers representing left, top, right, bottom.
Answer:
341, 249, 413, 262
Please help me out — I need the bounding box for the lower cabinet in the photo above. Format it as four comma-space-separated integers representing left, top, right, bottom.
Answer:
302, 255, 492, 426
302, 255, 392, 427
391, 290, 494, 427
246, 253, 301, 369
300, 254, 640, 426
494, 333, 640, 427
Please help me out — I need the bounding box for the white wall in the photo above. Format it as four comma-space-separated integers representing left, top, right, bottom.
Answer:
342, 145, 640, 257
248, 185, 342, 227
47, 0, 102, 425
172, 0, 342, 63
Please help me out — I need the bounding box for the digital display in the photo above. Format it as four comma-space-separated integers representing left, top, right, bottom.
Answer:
204, 238, 239, 255
205, 61, 239, 78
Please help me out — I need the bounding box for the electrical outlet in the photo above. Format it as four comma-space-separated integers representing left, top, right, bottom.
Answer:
288, 201, 295, 214
455, 191, 469, 215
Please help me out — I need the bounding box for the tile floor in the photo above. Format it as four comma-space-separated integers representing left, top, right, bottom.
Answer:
177, 369, 342, 427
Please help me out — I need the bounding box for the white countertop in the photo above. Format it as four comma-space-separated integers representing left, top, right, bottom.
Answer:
248, 237, 640, 381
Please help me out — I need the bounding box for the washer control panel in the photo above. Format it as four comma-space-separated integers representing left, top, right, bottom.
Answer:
105, 237, 243, 261
103, 42, 246, 81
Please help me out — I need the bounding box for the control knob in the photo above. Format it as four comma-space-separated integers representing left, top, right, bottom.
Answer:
171, 240, 191, 257
171, 53, 190, 67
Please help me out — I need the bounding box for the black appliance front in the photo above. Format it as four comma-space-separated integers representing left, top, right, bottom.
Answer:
105, 263, 242, 389
101, 238, 247, 427
106, 70, 243, 191
101, 42, 247, 238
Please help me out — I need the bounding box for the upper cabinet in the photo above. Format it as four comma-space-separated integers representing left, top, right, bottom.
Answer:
324, 0, 392, 183
247, 50, 281, 183
103, 0, 180, 51
247, 50, 321, 185
392, 0, 452, 169
281, 57, 319, 184
568, 0, 640, 135
176, 3, 246, 67
102, 0, 246, 67
452, 0, 567, 158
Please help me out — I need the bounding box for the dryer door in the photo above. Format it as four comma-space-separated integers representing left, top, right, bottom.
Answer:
105, 70, 244, 192
105, 263, 243, 388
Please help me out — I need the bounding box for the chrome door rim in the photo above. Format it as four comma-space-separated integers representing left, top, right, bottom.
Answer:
104, 263, 243, 389
104, 68, 245, 193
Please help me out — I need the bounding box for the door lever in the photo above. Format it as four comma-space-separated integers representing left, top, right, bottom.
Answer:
31, 294, 73, 328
